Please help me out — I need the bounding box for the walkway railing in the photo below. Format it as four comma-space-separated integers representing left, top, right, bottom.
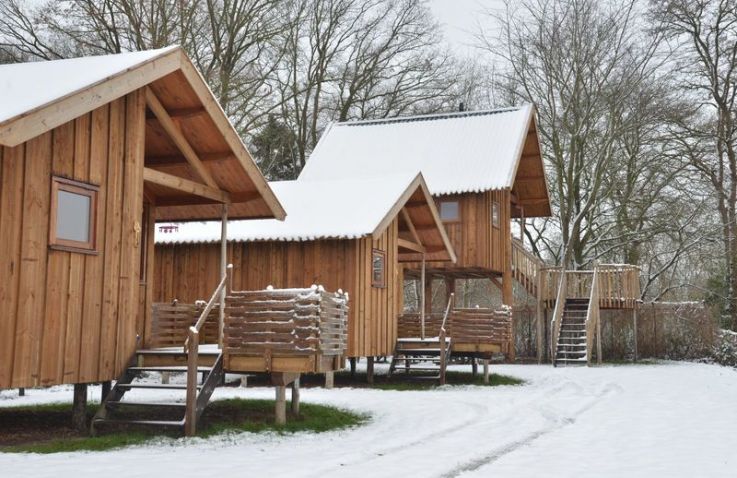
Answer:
511, 239, 544, 296
549, 267, 568, 363
540, 265, 640, 309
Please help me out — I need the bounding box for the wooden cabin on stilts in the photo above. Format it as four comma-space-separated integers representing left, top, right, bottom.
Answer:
154, 172, 457, 385
298, 107, 551, 378
0, 47, 350, 435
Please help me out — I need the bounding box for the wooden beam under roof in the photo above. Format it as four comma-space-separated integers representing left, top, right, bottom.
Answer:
143, 167, 230, 203
145, 151, 235, 166
398, 238, 426, 254
400, 208, 422, 245
144, 86, 219, 189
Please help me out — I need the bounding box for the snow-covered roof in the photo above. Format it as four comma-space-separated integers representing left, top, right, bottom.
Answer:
299, 105, 536, 196
0, 46, 177, 127
157, 173, 425, 244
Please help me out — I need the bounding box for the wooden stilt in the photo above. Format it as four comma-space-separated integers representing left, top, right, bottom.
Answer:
219, 204, 228, 347
275, 385, 286, 425
18, 388, 25, 397
366, 357, 375, 385
161, 371, 170, 384
72, 383, 88, 433
240, 375, 248, 387
420, 254, 426, 339
633, 306, 639, 362
101, 381, 111, 401
324, 371, 334, 389
349, 357, 356, 378
471, 358, 478, 376
291, 378, 300, 415
483, 360, 490, 384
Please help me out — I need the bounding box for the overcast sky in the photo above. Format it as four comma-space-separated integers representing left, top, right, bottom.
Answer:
428, 0, 506, 56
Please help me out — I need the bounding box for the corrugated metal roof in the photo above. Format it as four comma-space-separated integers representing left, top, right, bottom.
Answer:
156, 172, 421, 244
0, 47, 177, 125
298, 105, 535, 195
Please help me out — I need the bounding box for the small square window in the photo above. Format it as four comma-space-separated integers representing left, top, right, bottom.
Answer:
50, 176, 98, 253
372, 249, 386, 288
492, 201, 500, 228
439, 201, 459, 222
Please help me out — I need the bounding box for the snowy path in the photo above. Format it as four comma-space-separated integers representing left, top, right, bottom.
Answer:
1, 362, 735, 478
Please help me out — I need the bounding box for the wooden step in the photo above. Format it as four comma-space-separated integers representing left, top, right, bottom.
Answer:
116, 383, 201, 390
105, 401, 186, 409
92, 418, 184, 428
128, 366, 212, 373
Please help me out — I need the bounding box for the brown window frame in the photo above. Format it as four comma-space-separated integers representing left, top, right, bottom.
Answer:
438, 200, 461, 223
49, 176, 99, 254
372, 249, 386, 288
491, 201, 501, 229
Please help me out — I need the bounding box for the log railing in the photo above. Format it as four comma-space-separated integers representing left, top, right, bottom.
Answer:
549, 267, 568, 364
585, 266, 602, 365
184, 264, 232, 436
223, 286, 349, 360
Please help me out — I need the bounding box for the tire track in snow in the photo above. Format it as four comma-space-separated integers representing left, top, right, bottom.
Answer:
439, 381, 622, 478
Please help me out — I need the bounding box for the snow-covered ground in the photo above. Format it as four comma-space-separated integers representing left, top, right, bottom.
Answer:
1, 362, 736, 478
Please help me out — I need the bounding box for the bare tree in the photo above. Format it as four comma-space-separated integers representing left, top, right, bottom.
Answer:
648, 0, 737, 328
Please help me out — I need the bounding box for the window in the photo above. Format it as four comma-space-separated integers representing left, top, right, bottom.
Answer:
491, 201, 500, 228
49, 176, 98, 253
439, 200, 460, 222
372, 249, 386, 288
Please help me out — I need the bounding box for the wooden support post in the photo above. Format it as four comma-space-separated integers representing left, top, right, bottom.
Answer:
291, 378, 300, 415
420, 254, 426, 339
324, 371, 334, 389
366, 357, 375, 385
161, 371, 170, 384
597, 312, 603, 365
184, 329, 199, 437
483, 360, 490, 384
537, 274, 544, 364
275, 386, 286, 425
72, 383, 88, 433
471, 358, 478, 376
219, 203, 228, 348
101, 381, 111, 401
349, 357, 356, 378
18, 388, 25, 397
633, 306, 639, 362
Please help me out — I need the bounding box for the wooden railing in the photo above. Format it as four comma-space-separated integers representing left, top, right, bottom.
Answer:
184, 264, 232, 436
549, 267, 568, 364
438, 293, 454, 385
511, 239, 545, 296
541, 265, 640, 309
223, 286, 349, 359
149, 302, 218, 348
585, 266, 602, 365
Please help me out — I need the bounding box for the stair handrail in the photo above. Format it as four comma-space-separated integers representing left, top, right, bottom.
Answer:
585, 265, 601, 365
438, 293, 454, 385
511, 238, 545, 295
550, 267, 567, 365
184, 263, 232, 436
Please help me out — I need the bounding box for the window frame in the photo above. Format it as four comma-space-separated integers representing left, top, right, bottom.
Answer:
49, 176, 99, 254
371, 249, 387, 289
438, 200, 461, 223
491, 201, 501, 229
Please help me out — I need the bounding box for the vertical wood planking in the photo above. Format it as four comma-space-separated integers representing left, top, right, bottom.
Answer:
12, 132, 52, 388
0, 145, 25, 387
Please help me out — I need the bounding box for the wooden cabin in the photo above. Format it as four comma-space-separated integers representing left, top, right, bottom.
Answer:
298, 107, 551, 360
0, 47, 286, 430
154, 173, 456, 381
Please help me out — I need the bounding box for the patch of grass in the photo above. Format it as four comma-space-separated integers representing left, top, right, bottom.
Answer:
333, 370, 524, 391
0, 399, 367, 454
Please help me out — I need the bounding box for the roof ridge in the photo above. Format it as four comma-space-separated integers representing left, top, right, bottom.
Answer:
335, 105, 529, 127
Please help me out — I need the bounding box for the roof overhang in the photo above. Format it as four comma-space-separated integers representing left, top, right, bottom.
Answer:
372, 174, 456, 263
0, 47, 285, 222
508, 109, 551, 218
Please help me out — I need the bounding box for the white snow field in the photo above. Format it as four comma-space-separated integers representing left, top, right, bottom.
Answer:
1, 362, 735, 478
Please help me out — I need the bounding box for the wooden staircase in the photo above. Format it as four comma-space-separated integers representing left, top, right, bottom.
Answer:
554, 298, 589, 366
91, 347, 223, 434
388, 337, 451, 383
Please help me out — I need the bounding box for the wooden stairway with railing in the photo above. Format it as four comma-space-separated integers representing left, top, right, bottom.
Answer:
388, 294, 453, 384
554, 298, 589, 365
92, 265, 232, 436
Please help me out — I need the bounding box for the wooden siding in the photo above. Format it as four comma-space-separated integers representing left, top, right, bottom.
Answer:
0, 91, 146, 389
154, 218, 400, 358
405, 189, 512, 275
